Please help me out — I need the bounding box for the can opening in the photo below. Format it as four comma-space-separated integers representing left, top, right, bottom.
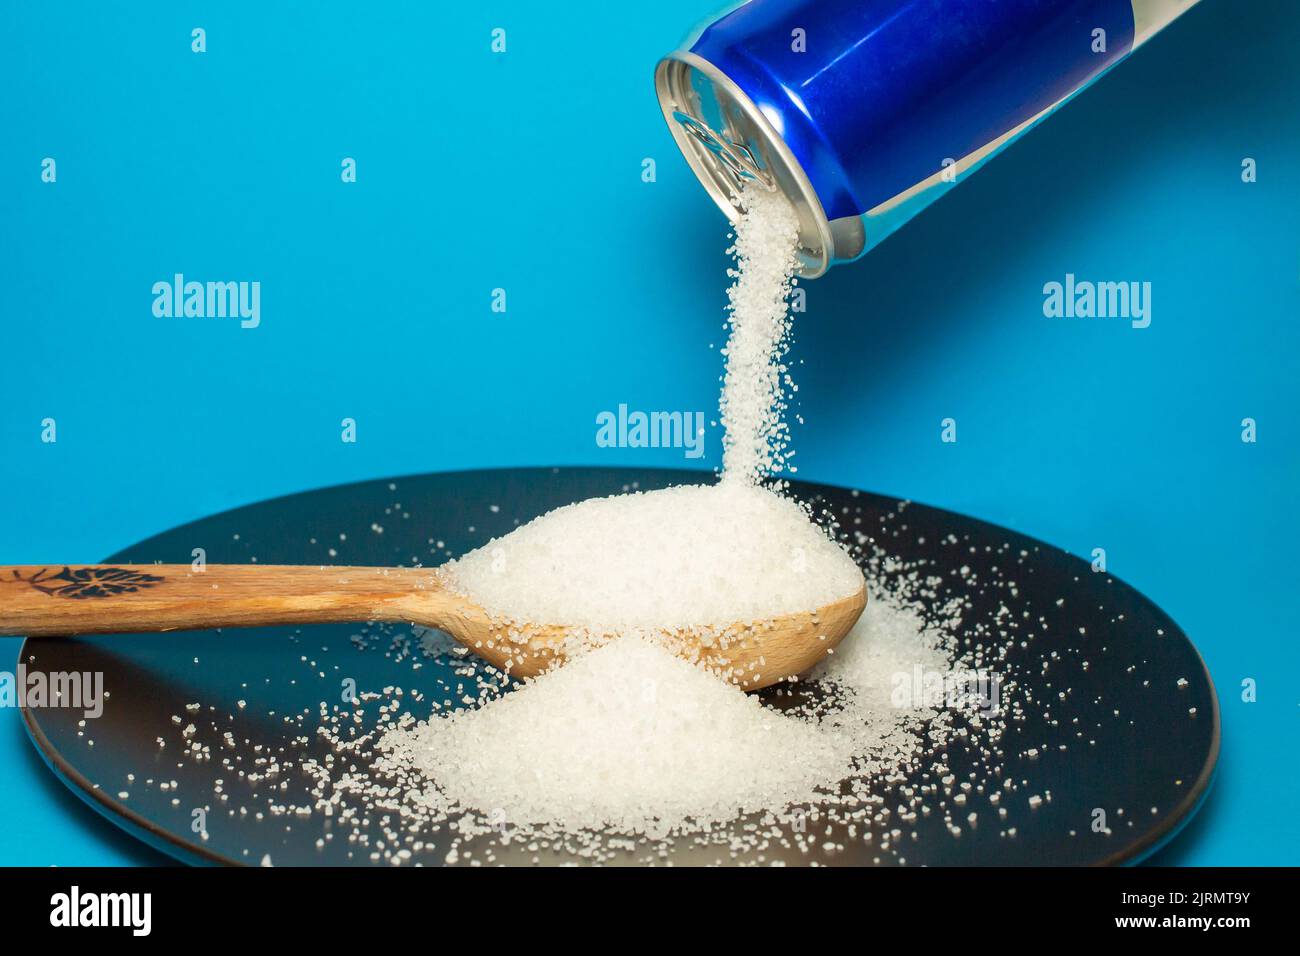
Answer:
671, 112, 776, 192
655, 52, 835, 278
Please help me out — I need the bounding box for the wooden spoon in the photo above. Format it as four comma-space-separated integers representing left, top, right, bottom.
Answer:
0, 564, 866, 690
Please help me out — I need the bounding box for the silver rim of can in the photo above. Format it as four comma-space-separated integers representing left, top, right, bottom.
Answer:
654, 51, 837, 279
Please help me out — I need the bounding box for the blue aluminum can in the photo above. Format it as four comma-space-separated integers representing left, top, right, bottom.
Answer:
656, 0, 1201, 276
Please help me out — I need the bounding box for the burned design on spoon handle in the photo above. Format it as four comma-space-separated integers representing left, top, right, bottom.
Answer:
0, 564, 448, 638
9, 566, 165, 600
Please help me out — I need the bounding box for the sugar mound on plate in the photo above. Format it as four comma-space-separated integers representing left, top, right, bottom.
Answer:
441, 481, 863, 630
397, 633, 853, 834
286, 191, 1005, 862
341, 587, 985, 850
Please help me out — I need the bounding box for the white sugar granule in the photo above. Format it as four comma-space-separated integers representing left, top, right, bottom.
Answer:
441, 481, 862, 630
720, 188, 801, 484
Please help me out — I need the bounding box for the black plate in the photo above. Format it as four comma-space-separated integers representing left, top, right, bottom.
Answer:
21, 467, 1218, 866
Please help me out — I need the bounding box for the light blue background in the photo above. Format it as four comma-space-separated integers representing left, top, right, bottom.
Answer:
1, 1, 1295, 865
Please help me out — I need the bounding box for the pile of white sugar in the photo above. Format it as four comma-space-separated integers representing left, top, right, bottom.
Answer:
331, 589, 978, 849
378, 189, 879, 843
290, 191, 998, 860
157, 195, 1023, 865
441, 482, 862, 630
396, 634, 851, 834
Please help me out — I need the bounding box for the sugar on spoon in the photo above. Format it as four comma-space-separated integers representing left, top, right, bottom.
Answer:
0, 564, 866, 690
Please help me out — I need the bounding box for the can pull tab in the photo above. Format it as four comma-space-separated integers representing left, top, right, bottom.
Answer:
672, 111, 776, 192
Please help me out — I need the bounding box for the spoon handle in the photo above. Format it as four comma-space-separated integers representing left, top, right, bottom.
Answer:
0, 564, 440, 637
